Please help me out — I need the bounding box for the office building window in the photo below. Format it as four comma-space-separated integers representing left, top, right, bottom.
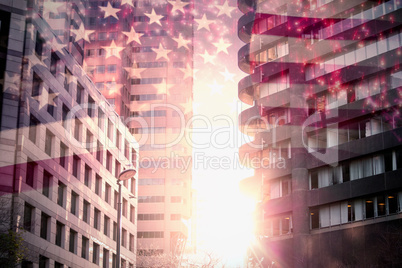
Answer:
130, 205, 135, 223
42, 171, 51, 198
96, 140, 103, 163
40, 212, 50, 240
108, 64, 117, 73
70, 191, 79, 216
95, 174, 102, 196
88, 96, 95, 118
44, 129, 53, 156
137, 231, 164, 238
62, 104, 69, 129
55, 221, 64, 247
26, 160, 36, 188
64, 67, 72, 92
38, 255, 48, 268
103, 248, 109, 268
29, 115, 39, 144
105, 183, 111, 204
76, 82, 84, 104
50, 51, 60, 76
122, 229, 127, 248
83, 200, 90, 224
93, 242, 100, 264
96, 65, 105, 74
69, 229, 77, 254
60, 142, 67, 168
137, 213, 164, 221
104, 215, 110, 236
122, 199, 127, 218
72, 154, 80, 178
113, 221, 117, 241
94, 208, 101, 230
57, 181, 66, 207
23, 203, 34, 232
74, 118, 82, 141
129, 234, 134, 252
106, 151, 112, 172
114, 190, 118, 210
81, 236, 89, 259
47, 88, 56, 117
35, 32, 44, 58
84, 165, 91, 187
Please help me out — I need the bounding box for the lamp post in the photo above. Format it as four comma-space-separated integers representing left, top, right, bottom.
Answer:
116, 169, 136, 268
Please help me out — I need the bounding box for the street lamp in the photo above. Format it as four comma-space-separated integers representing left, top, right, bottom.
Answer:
116, 169, 136, 268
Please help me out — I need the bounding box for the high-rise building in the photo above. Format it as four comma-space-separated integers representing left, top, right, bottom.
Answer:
82, 0, 194, 263
238, 0, 402, 266
0, 1, 138, 267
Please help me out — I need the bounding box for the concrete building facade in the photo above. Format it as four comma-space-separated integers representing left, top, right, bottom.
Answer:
238, 0, 402, 267
82, 0, 195, 262
0, 1, 138, 267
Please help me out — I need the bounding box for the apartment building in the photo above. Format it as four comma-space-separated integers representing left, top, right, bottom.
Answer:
0, 1, 138, 267
82, 0, 194, 262
238, 0, 402, 266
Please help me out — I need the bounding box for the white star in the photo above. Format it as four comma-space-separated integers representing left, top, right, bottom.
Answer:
71, 24, 95, 43
212, 38, 231, 54
122, 27, 141, 45
172, 34, 191, 50
145, 9, 164, 26
152, 43, 171, 60
208, 80, 224, 96
101, 40, 125, 59
168, 0, 189, 14
216, 0, 237, 18
227, 97, 239, 113
99, 2, 121, 20
195, 14, 213, 31
121, 0, 134, 8
179, 66, 193, 80
43, 0, 65, 15
220, 67, 235, 82
51, 37, 67, 56
199, 50, 215, 64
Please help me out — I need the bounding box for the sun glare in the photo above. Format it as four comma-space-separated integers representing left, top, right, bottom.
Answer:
194, 168, 255, 266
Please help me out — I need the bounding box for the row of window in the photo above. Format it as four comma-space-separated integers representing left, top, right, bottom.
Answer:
138, 178, 165, 185
310, 147, 402, 189
26, 161, 136, 225
305, 30, 402, 80
137, 196, 183, 203
130, 94, 166, 101
86, 64, 117, 74
314, 0, 400, 40
307, 109, 402, 152
310, 191, 402, 229
137, 231, 164, 239
130, 110, 167, 117
307, 71, 401, 115
253, 40, 289, 67
131, 77, 165, 85
24, 202, 136, 264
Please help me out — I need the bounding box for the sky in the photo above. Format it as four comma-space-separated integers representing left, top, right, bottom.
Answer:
190, 0, 256, 265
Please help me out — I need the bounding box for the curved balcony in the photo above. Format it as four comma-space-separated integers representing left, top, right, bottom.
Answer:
255, 124, 292, 147
238, 43, 253, 74
238, 141, 262, 167
238, 11, 255, 43
238, 0, 255, 14
256, 89, 290, 112
238, 74, 257, 105
239, 105, 267, 135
